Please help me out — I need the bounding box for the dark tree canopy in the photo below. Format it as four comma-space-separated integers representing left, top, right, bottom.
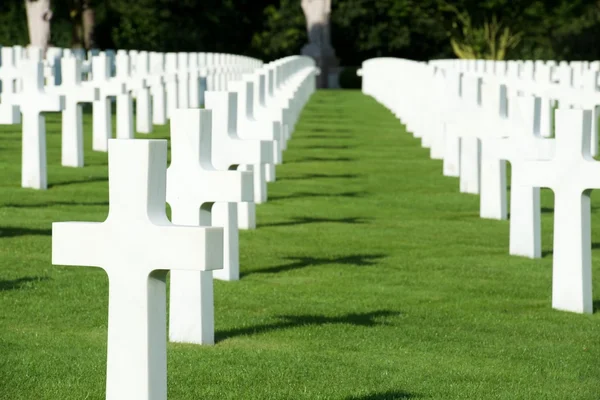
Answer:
1, 0, 599, 65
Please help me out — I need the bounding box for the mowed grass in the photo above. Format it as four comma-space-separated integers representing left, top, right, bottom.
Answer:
1, 90, 599, 399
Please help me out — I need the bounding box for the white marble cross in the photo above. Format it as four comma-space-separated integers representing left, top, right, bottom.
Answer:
176, 52, 190, 109
445, 74, 483, 194
53, 57, 100, 167
113, 52, 147, 139
252, 70, 283, 182
488, 95, 555, 258
13, 61, 64, 189
230, 77, 282, 229
478, 80, 510, 219
165, 53, 179, 119
442, 70, 463, 178
52, 138, 223, 399
519, 109, 598, 313
131, 51, 154, 134
264, 68, 291, 149
205, 91, 273, 278
149, 52, 167, 125
91, 54, 127, 152
167, 108, 253, 344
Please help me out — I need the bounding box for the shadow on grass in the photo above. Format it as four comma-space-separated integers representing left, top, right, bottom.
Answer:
260, 216, 371, 228
302, 133, 353, 139
279, 173, 360, 182
4, 201, 108, 208
0, 276, 50, 291
542, 242, 600, 258
216, 310, 399, 342
345, 391, 417, 400
242, 253, 386, 276
289, 156, 356, 163
295, 144, 355, 150
541, 206, 600, 214
0, 227, 52, 238
593, 300, 600, 313
49, 176, 108, 188
269, 191, 366, 202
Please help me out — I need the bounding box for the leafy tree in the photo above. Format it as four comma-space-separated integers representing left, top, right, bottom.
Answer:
251, 0, 307, 61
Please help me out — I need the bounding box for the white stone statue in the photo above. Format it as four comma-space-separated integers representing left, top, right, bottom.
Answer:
301, 0, 332, 48
301, 0, 337, 88
25, 0, 53, 53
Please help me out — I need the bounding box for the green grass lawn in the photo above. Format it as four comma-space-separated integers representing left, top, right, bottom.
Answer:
1, 90, 599, 399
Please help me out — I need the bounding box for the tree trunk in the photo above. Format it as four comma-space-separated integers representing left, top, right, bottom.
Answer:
82, 0, 95, 49
25, 0, 53, 53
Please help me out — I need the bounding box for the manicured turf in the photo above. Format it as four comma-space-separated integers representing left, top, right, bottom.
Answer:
1, 90, 599, 399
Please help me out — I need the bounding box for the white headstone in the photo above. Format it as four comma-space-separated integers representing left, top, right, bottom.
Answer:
55, 57, 100, 167
520, 109, 598, 313
150, 52, 167, 125
167, 108, 253, 344
205, 91, 273, 280
13, 61, 64, 189
502, 95, 555, 258
52, 139, 223, 399
91, 54, 127, 152
165, 53, 179, 118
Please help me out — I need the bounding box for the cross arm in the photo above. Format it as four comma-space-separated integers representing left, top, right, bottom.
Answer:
52, 222, 106, 268
166, 169, 253, 205
217, 139, 273, 167
0, 105, 20, 124
518, 160, 558, 189
243, 120, 281, 141
146, 224, 223, 272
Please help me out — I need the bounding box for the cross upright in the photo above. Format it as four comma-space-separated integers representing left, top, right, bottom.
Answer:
479, 79, 511, 219
13, 60, 64, 189
167, 108, 253, 344
176, 52, 190, 109
264, 68, 291, 146
485, 94, 555, 258
519, 109, 599, 313
53, 57, 100, 167
441, 69, 463, 178
130, 51, 156, 134
252, 69, 286, 158
229, 77, 282, 229
90, 53, 127, 152
446, 74, 483, 194
187, 52, 201, 108
52, 138, 224, 399
165, 53, 179, 119
113, 52, 147, 139
149, 52, 167, 125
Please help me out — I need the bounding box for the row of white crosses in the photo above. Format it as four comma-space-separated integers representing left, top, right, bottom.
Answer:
52, 55, 318, 399
360, 57, 600, 315
0, 44, 262, 189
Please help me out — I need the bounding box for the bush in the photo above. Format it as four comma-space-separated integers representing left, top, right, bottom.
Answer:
339, 66, 362, 89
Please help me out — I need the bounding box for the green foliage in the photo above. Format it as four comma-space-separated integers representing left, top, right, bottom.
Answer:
251, 0, 307, 61
441, 4, 522, 60
333, 0, 450, 63
1, 0, 600, 65
0, 1, 29, 47
338, 66, 362, 89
